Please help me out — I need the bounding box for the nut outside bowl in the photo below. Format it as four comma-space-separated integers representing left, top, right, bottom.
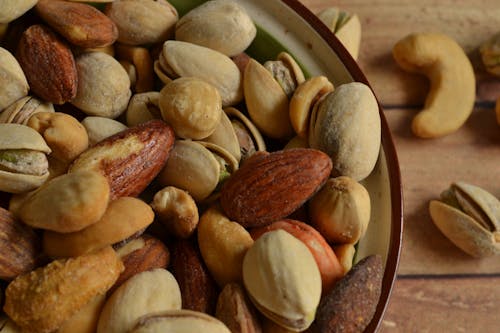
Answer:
169, 0, 403, 331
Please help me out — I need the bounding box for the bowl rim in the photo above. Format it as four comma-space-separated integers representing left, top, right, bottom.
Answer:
280, 0, 403, 331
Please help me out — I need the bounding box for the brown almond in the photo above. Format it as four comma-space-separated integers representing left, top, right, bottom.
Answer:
215, 283, 262, 333
69, 120, 175, 199
170, 239, 219, 314
17, 24, 77, 104
314, 255, 383, 333
0, 207, 41, 281
36, 0, 118, 48
112, 234, 170, 292
220, 148, 332, 227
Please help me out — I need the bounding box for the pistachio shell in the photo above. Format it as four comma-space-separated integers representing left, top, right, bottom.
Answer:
0, 47, 29, 111
0, 0, 37, 24
126, 92, 161, 127
204, 111, 241, 162
81, 116, 128, 146
244, 59, 293, 139
157, 140, 219, 202
0, 124, 51, 153
277, 52, 305, 86
225, 107, 266, 161
0, 96, 54, 125
175, 0, 256, 57
158, 41, 243, 106
429, 200, 500, 258
243, 230, 321, 331
309, 82, 380, 181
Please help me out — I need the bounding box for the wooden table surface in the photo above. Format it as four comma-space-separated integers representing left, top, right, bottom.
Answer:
299, 1, 500, 332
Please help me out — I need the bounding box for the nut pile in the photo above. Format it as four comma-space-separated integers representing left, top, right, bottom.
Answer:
0, 1, 384, 332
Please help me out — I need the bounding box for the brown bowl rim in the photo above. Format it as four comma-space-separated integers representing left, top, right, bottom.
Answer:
280, 0, 404, 331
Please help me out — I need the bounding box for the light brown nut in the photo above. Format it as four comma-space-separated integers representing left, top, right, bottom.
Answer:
198, 206, 253, 287
243, 230, 322, 331
130, 310, 231, 333
314, 255, 383, 333
261, 318, 296, 333
263, 52, 305, 98
0, 123, 51, 194
170, 239, 219, 314
0, 47, 29, 111
4, 246, 124, 333
150, 186, 199, 239
81, 116, 128, 146
115, 44, 154, 93
27, 112, 89, 163
57, 294, 106, 333
283, 136, 308, 150
0, 207, 41, 281
113, 235, 170, 292
220, 148, 332, 228
496, 97, 500, 126
225, 107, 266, 162
69, 120, 175, 200
71, 52, 131, 118
36, 0, 118, 48
19, 170, 110, 233
309, 176, 371, 244
204, 110, 242, 162
175, 0, 256, 57
43, 197, 154, 258
159, 77, 222, 140
0, 23, 7, 41
97, 268, 182, 333
0, 96, 54, 125
0, 0, 37, 24
216, 283, 263, 333
333, 244, 356, 274
17, 24, 77, 105
309, 82, 380, 181
105, 0, 178, 45
126, 92, 161, 127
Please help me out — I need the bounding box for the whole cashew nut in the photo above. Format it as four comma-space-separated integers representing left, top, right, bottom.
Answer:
393, 33, 476, 138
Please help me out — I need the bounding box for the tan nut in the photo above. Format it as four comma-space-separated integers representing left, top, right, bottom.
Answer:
126, 92, 161, 127
71, 52, 131, 118
105, 0, 178, 45
204, 110, 242, 162
115, 44, 154, 93
57, 294, 106, 333
479, 31, 500, 77
333, 243, 356, 274
150, 186, 199, 239
0, 0, 38, 24
27, 112, 89, 163
0, 96, 54, 125
263, 52, 305, 98
81, 116, 128, 146
393, 33, 475, 138
0, 47, 29, 111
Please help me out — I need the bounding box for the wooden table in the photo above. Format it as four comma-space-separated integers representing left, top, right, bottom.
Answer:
299, 1, 500, 331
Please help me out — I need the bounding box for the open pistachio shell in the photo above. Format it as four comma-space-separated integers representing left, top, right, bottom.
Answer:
0, 96, 54, 125
158, 41, 243, 106
244, 59, 293, 139
224, 107, 266, 161
203, 111, 241, 162
126, 92, 161, 127
157, 140, 220, 202
0, 47, 29, 111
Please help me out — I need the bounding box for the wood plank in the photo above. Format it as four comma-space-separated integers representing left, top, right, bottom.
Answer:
299, 0, 500, 106
379, 276, 500, 333
385, 107, 500, 275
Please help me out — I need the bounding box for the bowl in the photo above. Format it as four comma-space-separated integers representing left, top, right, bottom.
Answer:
170, 0, 403, 331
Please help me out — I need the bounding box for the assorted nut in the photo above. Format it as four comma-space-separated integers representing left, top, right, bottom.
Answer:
0, 1, 389, 332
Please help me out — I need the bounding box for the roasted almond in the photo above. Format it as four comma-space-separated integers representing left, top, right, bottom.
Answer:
220, 148, 332, 227
17, 24, 77, 104
69, 120, 175, 199
36, 0, 118, 48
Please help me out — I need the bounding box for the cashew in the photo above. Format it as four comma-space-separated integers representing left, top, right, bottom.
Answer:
393, 33, 476, 138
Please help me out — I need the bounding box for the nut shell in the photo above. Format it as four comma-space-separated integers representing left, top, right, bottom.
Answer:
0, 47, 29, 111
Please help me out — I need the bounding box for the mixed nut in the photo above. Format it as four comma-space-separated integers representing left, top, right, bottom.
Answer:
0, 1, 385, 332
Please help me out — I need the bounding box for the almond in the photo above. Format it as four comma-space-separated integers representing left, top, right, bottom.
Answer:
170, 239, 219, 314
0, 207, 41, 280
36, 0, 118, 48
17, 24, 77, 104
220, 148, 332, 227
69, 120, 175, 199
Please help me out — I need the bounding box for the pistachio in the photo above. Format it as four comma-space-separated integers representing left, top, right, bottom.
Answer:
429, 182, 500, 257
204, 110, 242, 162
105, 0, 178, 45
0, 0, 38, 24
0, 96, 54, 125
225, 107, 266, 162
126, 92, 161, 127
81, 116, 128, 146
242, 230, 321, 332
175, 0, 256, 57
264, 52, 305, 98
309, 176, 371, 245
0, 124, 51, 193
0, 47, 29, 112
479, 31, 500, 77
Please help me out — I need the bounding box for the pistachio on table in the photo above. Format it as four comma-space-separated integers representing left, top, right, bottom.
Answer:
429, 182, 500, 257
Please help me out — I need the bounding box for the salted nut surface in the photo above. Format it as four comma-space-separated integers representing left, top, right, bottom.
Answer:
0, 1, 384, 333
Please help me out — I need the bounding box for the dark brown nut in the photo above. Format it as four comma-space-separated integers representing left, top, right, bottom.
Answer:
220, 148, 332, 227
16, 25, 77, 104
4, 246, 124, 333
113, 234, 170, 292
170, 239, 219, 314
36, 0, 118, 48
314, 255, 383, 333
69, 120, 175, 200
0, 207, 41, 281
215, 283, 262, 333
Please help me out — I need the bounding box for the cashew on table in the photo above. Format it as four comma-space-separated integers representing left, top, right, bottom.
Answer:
393, 33, 476, 138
